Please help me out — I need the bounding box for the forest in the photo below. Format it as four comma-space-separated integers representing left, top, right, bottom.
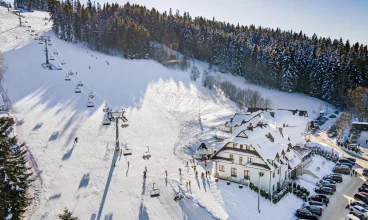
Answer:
46, 0, 367, 113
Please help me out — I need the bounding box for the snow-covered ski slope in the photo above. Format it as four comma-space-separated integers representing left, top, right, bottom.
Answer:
1, 7, 330, 220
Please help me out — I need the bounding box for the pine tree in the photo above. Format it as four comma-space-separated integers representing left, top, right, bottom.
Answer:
58, 208, 79, 220
0, 117, 32, 219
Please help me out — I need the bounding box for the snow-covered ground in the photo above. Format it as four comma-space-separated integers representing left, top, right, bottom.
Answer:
0, 7, 338, 220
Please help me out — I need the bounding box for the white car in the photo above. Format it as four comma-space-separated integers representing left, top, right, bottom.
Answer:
350, 205, 368, 219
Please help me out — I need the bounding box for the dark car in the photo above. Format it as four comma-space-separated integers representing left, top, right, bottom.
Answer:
333, 166, 351, 175
347, 157, 357, 163
323, 174, 343, 183
315, 187, 334, 195
336, 162, 354, 168
354, 193, 368, 205
320, 183, 336, 191
309, 195, 330, 204
295, 208, 319, 220
329, 114, 337, 118
359, 187, 368, 193
363, 169, 368, 177
339, 159, 355, 165
303, 205, 323, 216
323, 179, 336, 184
351, 201, 368, 211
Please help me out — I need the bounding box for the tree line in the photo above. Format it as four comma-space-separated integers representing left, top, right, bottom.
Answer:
47, 1, 367, 109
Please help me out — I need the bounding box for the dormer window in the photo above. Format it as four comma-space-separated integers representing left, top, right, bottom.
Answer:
240, 145, 243, 149
234, 143, 237, 148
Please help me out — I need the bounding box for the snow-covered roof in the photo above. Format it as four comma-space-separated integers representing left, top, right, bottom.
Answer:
285, 151, 301, 169
221, 149, 258, 157
352, 122, 368, 125
225, 111, 262, 127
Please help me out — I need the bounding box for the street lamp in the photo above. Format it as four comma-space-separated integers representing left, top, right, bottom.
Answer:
258, 171, 264, 213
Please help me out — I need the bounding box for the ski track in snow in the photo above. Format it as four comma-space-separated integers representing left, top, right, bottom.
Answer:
1, 6, 332, 220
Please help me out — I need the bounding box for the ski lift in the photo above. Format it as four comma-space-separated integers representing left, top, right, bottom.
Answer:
78, 80, 83, 87
54, 50, 58, 55
48, 42, 52, 46
61, 60, 66, 65
142, 146, 151, 160
75, 85, 81, 93
56, 65, 62, 70
102, 113, 111, 125
68, 71, 74, 76
87, 92, 94, 107
50, 56, 55, 60
38, 41, 43, 44
123, 143, 132, 156
65, 75, 71, 81
150, 182, 160, 197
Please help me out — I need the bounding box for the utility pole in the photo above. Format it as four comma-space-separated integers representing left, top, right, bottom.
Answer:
107, 109, 129, 152
44, 38, 49, 65
18, 11, 21, 27
258, 171, 264, 213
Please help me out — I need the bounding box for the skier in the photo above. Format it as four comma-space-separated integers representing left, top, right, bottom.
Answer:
201, 172, 204, 179
89, 66, 91, 69
193, 165, 197, 172
165, 170, 168, 177
120, 149, 122, 154
145, 166, 147, 172
74, 137, 78, 144
205, 171, 208, 178
195, 170, 198, 177
186, 161, 188, 167
189, 180, 191, 187
127, 161, 130, 167
113, 161, 116, 167
186, 182, 188, 188
179, 168, 182, 176
355, 171, 357, 177
143, 171, 146, 178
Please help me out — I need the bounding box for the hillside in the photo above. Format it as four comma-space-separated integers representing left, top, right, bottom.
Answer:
1, 6, 333, 220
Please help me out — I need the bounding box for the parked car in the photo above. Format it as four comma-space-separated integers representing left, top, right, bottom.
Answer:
295, 208, 320, 220
316, 180, 332, 187
324, 174, 343, 183
354, 193, 368, 204
329, 114, 337, 118
320, 183, 336, 191
315, 186, 334, 195
350, 205, 368, 219
304, 201, 325, 208
345, 213, 360, 220
309, 195, 330, 204
339, 159, 355, 165
348, 212, 364, 220
333, 166, 351, 175
303, 205, 323, 216
363, 169, 368, 177
347, 157, 357, 163
323, 179, 336, 184
363, 182, 368, 188
346, 214, 360, 220
351, 201, 368, 211
359, 187, 368, 194
336, 162, 354, 168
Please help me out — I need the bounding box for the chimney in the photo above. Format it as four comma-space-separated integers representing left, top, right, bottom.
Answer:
247, 123, 253, 131
278, 127, 283, 137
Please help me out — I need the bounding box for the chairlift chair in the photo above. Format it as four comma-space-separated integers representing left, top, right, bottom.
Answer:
123, 145, 132, 156
78, 81, 83, 87
54, 51, 58, 55
48, 43, 52, 46
38, 41, 43, 44
75, 85, 81, 93
142, 146, 151, 159
50, 56, 55, 60
56, 65, 62, 70
61, 60, 66, 65
150, 183, 160, 197
87, 101, 94, 108
68, 71, 74, 76
65, 75, 71, 81
102, 116, 111, 125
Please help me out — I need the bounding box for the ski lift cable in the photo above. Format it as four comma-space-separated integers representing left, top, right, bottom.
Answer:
53, 55, 99, 106
50, 39, 113, 109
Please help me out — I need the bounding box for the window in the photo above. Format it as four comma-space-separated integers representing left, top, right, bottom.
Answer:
231, 168, 237, 177
219, 165, 225, 172
278, 169, 280, 175
233, 143, 237, 148
272, 184, 275, 191
239, 156, 243, 165
246, 145, 250, 150
285, 171, 287, 179
248, 157, 253, 163
230, 154, 234, 160
244, 170, 250, 180
273, 172, 275, 178
240, 145, 243, 149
